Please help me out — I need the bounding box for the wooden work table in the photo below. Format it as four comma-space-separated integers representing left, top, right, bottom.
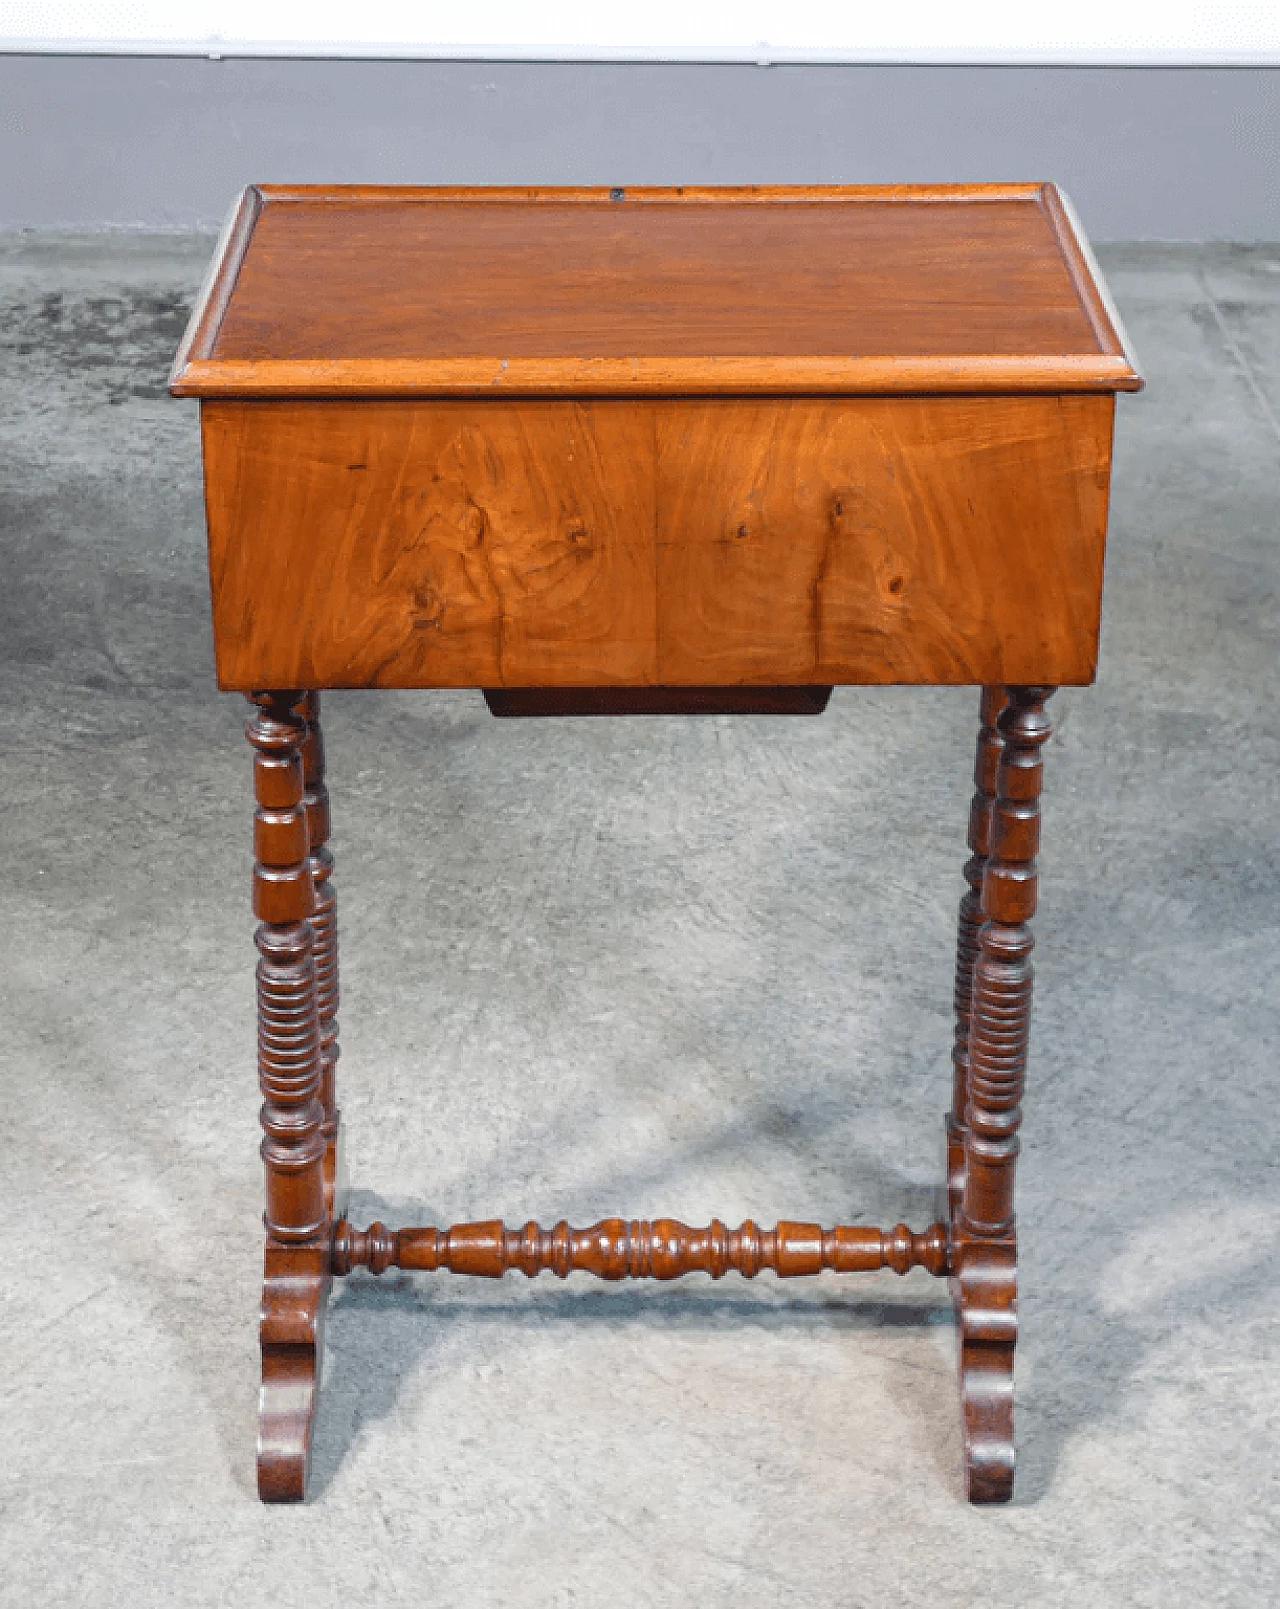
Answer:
171, 183, 1141, 1503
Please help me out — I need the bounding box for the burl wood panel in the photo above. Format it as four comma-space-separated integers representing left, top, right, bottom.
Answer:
170, 184, 1141, 397
201, 394, 1114, 691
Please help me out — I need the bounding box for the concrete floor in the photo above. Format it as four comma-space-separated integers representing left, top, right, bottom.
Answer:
0, 234, 1277, 1607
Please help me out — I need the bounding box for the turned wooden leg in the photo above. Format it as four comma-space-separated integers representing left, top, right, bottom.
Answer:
247, 690, 331, 1504
953, 685, 1054, 1504
946, 687, 1008, 1225
299, 692, 343, 1220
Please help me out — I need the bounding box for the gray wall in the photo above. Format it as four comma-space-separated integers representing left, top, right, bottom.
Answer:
0, 55, 1276, 238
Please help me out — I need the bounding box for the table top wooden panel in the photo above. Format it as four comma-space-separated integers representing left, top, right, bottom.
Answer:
170, 184, 1142, 398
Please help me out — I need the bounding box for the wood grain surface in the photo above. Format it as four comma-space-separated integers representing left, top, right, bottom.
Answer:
202, 394, 1114, 690
170, 184, 1142, 397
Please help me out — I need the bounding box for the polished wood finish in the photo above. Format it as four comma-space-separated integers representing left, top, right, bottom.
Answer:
257, 1242, 329, 1505
299, 693, 342, 1215
484, 686, 832, 717
201, 395, 1114, 691
652, 398, 1111, 687
173, 186, 1136, 1505
951, 686, 1054, 1504
246, 691, 331, 1502
248, 692, 326, 1243
946, 687, 1009, 1221
170, 184, 1140, 397
332, 1216, 949, 1281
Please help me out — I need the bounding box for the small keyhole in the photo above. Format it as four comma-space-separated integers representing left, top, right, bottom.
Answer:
610, 187, 626, 202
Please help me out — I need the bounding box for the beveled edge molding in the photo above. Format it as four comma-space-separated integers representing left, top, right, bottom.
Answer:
254, 181, 1051, 205
170, 184, 263, 385
1040, 184, 1144, 385
171, 351, 1143, 397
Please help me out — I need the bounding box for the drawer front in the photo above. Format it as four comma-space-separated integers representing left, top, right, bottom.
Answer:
202, 394, 1113, 690
202, 399, 657, 690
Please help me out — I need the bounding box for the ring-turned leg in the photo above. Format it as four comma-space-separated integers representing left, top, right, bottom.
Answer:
946, 687, 1008, 1224
952, 685, 1054, 1503
247, 691, 331, 1503
299, 692, 343, 1220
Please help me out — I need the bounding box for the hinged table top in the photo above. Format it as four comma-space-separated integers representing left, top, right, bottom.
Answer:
170, 183, 1142, 399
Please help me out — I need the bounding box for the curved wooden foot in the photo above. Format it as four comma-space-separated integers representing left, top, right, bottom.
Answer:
952, 1239, 1017, 1503
258, 1240, 332, 1502
259, 1103, 343, 1503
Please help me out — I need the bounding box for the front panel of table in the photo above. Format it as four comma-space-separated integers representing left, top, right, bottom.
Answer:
201, 392, 1114, 691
